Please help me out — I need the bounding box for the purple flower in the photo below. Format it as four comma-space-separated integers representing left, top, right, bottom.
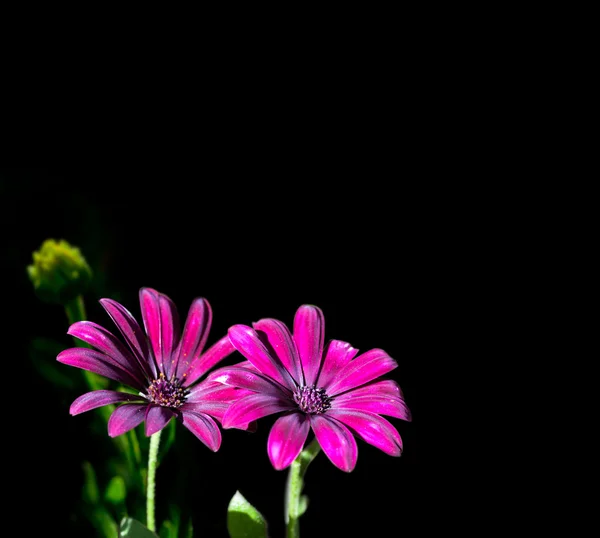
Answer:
57, 287, 248, 451
209, 305, 412, 472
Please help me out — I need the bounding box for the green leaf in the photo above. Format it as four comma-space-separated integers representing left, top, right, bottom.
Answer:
119, 517, 159, 538
298, 494, 309, 517
82, 461, 100, 505
87, 505, 118, 538
158, 505, 180, 538
227, 490, 269, 538
184, 518, 194, 538
105, 475, 127, 505
81, 461, 119, 537
29, 337, 76, 390
158, 520, 177, 538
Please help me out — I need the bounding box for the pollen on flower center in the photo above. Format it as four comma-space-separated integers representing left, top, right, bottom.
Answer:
293, 385, 331, 414
146, 373, 188, 408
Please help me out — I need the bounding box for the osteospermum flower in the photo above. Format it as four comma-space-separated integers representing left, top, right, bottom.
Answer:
209, 304, 412, 472
57, 287, 247, 451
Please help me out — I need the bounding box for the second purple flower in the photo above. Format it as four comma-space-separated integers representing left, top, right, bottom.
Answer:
209, 304, 412, 472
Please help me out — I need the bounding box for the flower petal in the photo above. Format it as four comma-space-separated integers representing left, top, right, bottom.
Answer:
325, 349, 398, 396
310, 414, 358, 472
267, 413, 310, 470
180, 410, 222, 451
182, 397, 254, 429
332, 380, 412, 421
107, 403, 147, 437
145, 405, 176, 436
70, 390, 143, 415
293, 305, 325, 386
183, 335, 236, 387
228, 325, 296, 390
326, 409, 403, 456
339, 378, 406, 400
68, 321, 146, 386
186, 380, 249, 403
140, 288, 181, 378
184, 381, 255, 426
57, 348, 144, 390
174, 297, 212, 380
207, 366, 289, 398
99, 297, 155, 378
222, 393, 295, 429
253, 318, 303, 386
316, 340, 360, 388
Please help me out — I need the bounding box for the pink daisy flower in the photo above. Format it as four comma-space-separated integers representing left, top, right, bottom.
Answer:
209, 304, 412, 471
57, 287, 248, 451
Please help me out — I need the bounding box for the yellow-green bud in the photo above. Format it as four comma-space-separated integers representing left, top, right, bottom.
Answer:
27, 239, 93, 305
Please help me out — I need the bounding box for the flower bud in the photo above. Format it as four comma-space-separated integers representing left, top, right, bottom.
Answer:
27, 239, 92, 304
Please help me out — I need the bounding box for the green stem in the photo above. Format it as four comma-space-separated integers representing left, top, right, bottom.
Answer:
285, 438, 321, 538
128, 427, 143, 467
147, 430, 162, 532
64, 294, 87, 325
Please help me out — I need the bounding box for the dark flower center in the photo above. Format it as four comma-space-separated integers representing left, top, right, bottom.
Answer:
293, 385, 331, 414
146, 373, 187, 408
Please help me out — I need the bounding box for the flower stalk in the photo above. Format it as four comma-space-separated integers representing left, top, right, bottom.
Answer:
285, 438, 321, 538
146, 430, 162, 532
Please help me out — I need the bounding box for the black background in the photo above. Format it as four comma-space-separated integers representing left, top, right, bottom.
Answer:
2, 168, 419, 538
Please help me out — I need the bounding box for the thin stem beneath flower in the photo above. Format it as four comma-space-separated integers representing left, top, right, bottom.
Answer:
285, 438, 321, 538
147, 430, 163, 532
